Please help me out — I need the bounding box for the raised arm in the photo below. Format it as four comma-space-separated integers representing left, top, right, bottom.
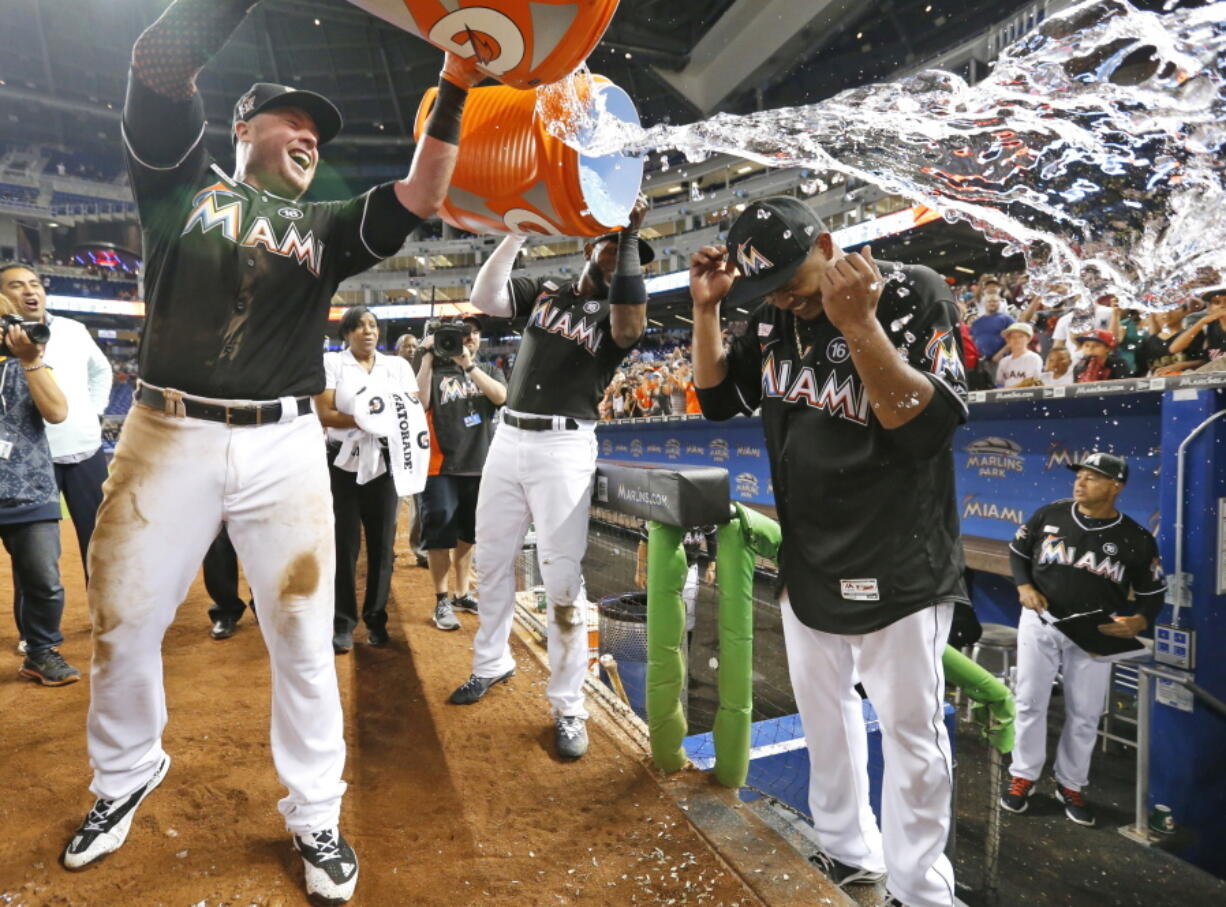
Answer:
470, 235, 526, 318
609, 197, 649, 349
394, 56, 483, 220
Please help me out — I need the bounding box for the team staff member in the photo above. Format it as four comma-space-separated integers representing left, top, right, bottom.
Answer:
451, 198, 651, 761
0, 266, 112, 584
316, 306, 419, 652
60, 1, 479, 902
0, 302, 78, 686
1004, 453, 1164, 826
203, 525, 255, 639
414, 316, 506, 631
690, 196, 969, 907
394, 331, 428, 566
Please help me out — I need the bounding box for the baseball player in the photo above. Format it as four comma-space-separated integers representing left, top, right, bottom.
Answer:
59, 1, 477, 902
450, 198, 651, 760
690, 196, 969, 907
414, 316, 507, 630
1004, 452, 1165, 826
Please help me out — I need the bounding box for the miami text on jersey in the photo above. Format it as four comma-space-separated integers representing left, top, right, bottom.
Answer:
760, 352, 870, 425
527, 299, 603, 355
182, 183, 324, 276
1037, 536, 1126, 583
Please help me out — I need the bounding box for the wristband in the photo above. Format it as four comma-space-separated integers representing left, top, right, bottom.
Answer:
22, 362, 47, 373
614, 229, 642, 278
424, 77, 468, 145
609, 273, 647, 306
463, 364, 476, 374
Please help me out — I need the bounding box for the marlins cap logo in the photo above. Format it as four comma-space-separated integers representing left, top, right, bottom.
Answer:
736, 242, 773, 277
236, 91, 257, 119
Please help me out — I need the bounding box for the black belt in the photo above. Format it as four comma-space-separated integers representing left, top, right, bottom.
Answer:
136, 384, 312, 426
503, 412, 580, 431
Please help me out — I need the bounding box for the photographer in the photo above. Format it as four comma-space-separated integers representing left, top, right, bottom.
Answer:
0, 265, 113, 584
315, 306, 419, 653
414, 316, 506, 631
0, 297, 80, 686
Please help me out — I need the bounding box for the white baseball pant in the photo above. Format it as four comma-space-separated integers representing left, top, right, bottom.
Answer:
1010, 607, 1112, 791
781, 595, 956, 907
471, 421, 596, 719
86, 401, 346, 835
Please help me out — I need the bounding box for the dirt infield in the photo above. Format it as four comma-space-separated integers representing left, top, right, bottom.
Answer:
0, 524, 764, 906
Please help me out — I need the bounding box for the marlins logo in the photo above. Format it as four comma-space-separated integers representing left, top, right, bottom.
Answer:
925, 328, 966, 385
236, 91, 257, 119
736, 242, 773, 276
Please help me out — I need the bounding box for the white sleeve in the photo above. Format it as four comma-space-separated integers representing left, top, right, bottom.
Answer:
83, 327, 114, 414
1023, 352, 1043, 380
1052, 313, 1070, 343
470, 234, 526, 318
323, 352, 341, 390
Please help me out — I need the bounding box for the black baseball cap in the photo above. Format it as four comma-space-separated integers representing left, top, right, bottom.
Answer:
724, 196, 827, 307
232, 83, 343, 146
591, 230, 656, 265
1067, 451, 1128, 483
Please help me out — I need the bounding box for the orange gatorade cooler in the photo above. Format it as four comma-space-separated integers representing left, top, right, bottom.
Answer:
343, 0, 621, 88
413, 75, 644, 236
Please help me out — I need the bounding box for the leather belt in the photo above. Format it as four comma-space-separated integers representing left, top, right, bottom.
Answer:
503, 412, 580, 431
136, 384, 312, 426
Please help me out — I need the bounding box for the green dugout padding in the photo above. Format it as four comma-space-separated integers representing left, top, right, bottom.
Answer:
645, 503, 780, 786
943, 645, 1016, 754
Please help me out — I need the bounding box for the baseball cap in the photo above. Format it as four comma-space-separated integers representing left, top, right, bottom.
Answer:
591, 230, 656, 265
1001, 322, 1034, 339
233, 83, 343, 146
724, 196, 827, 307
1067, 451, 1128, 483
1075, 328, 1116, 348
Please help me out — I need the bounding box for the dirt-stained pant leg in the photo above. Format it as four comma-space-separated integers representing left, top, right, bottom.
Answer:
87, 406, 225, 801
225, 413, 346, 835
521, 429, 596, 719
471, 426, 534, 681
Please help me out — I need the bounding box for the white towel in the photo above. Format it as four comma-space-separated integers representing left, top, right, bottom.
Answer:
349, 385, 431, 496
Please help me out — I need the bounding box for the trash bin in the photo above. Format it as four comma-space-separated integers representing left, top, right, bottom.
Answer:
598, 592, 648, 719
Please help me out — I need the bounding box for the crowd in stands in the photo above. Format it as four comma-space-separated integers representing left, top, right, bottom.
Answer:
950, 272, 1226, 389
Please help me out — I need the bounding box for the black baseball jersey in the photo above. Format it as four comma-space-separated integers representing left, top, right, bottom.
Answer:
1009, 500, 1166, 623
427, 359, 506, 476
698, 263, 970, 635
504, 276, 635, 420
122, 75, 420, 400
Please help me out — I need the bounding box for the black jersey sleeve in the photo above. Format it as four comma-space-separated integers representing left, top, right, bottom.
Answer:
881, 267, 969, 458
1009, 504, 1048, 586
121, 72, 211, 224
1126, 531, 1167, 623
696, 313, 764, 421
324, 183, 423, 282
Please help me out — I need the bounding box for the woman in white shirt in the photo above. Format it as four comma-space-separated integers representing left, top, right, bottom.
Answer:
314, 306, 419, 654
995, 322, 1045, 388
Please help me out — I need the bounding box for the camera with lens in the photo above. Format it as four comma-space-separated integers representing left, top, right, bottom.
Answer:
427, 320, 469, 360
1, 314, 50, 354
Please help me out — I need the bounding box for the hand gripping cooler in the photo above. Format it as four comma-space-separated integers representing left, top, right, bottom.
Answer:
343, 0, 622, 89
412, 75, 645, 236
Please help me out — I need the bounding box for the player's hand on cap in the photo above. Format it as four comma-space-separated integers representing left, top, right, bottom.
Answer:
819, 244, 884, 334
690, 245, 738, 312
1017, 583, 1049, 613
1097, 614, 1147, 638
441, 52, 484, 90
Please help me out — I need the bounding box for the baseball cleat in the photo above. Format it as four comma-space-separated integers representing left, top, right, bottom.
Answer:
293, 827, 359, 905
452, 594, 480, 614
1055, 784, 1096, 826
62, 755, 171, 870
555, 716, 589, 760
210, 617, 238, 640
808, 850, 886, 887
449, 670, 515, 705
19, 648, 81, 686
433, 599, 461, 631
1000, 775, 1037, 814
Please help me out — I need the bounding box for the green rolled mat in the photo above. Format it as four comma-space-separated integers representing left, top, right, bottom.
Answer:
645, 521, 689, 773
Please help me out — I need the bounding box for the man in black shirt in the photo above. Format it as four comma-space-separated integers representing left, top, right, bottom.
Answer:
415, 316, 507, 630
60, 1, 479, 902
690, 196, 967, 907
1170, 289, 1226, 367
1004, 453, 1164, 827
449, 199, 651, 761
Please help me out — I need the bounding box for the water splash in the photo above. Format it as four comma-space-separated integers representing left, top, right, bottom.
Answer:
538, 0, 1226, 311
